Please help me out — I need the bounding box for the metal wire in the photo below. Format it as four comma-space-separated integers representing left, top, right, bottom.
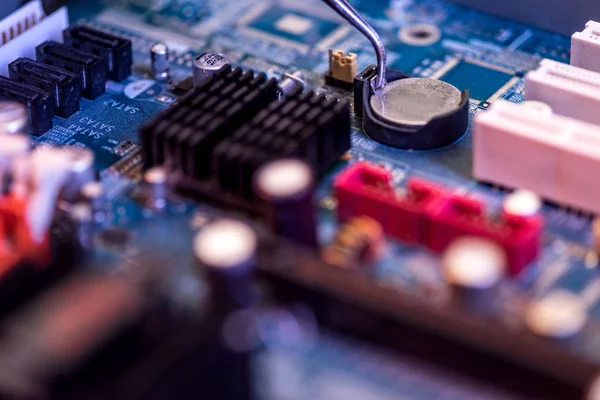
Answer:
321, 0, 387, 90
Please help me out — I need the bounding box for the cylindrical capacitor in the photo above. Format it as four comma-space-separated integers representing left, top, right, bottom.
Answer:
502, 190, 542, 218
150, 43, 170, 81
144, 167, 167, 210
0, 101, 28, 135
442, 236, 506, 312
61, 147, 96, 202
193, 51, 230, 87
194, 219, 258, 308
278, 71, 305, 98
69, 202, 94, 250
0, 132, 29, 192
525, 290, 588, 340
254, 159, 318, 248
80, 181, 106, 223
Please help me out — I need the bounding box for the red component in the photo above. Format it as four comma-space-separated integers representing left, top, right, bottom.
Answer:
334, 161, 544, 276
334, 162, 447, 244
0, 195, 51, 275
426, 194, 543, 275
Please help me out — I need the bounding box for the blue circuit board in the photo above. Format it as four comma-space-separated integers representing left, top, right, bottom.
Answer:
39, 0, 598, 398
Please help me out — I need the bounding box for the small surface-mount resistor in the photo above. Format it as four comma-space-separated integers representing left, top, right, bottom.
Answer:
322, 216, 386, 269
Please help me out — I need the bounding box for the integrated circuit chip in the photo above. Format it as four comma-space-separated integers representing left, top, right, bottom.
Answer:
239, 2, 350, 52
437, 59, 518, 103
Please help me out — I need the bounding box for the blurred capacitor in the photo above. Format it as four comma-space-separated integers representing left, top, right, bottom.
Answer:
0, 101, 28, 135
80, 181, 106, 223
525, 290, 588, 339
442, 236, 506, 311
194, 219, 258, 308
69, 202, 94, 249
254, 159, 318, 248
0, 132, 29, 192
144, 167, 167, 210
61, 147, 96, 202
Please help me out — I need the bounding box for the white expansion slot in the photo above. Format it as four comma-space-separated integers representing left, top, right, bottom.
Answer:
473, 100, 600, 215
572, 20, 600, 74
0, 0, 68, 76
525, 58, 600, 125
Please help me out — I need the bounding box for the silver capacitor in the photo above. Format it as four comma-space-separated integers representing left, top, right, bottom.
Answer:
0, 101, 28, 134
278, 71, 305, 98
193, 51, 230, 87
144, 167, 168, 210
61, 147, 96, 202
69, 202, 94, 250
80, 181, 107, 223
150, 43, 170, 81
442, 236, 506, 312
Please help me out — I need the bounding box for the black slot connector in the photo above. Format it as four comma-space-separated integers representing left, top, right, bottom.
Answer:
36, 41, 108, 100
9, 58, 81, 118
0, 76, 54, 136
63, 25, 132, 82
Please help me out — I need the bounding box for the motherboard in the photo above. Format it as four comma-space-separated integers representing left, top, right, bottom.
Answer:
1, 0, 600, 399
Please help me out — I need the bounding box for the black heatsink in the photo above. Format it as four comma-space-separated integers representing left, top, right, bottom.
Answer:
213, 90, 351, 203
139, 66, 351, 214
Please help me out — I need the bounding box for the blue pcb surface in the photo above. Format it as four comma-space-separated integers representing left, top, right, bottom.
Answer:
43, 0, 595, 398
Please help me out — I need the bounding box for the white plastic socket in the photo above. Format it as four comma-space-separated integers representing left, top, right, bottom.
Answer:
0, 1, 68, 76
473, 100, 600, 215
525, 58, 600, 125
572, 20, 600, 74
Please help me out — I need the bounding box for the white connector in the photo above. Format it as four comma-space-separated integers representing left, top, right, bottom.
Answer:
0, 0, 68, 76
473, 100, 600, 214
572, 20, 600, 74
0, 1, 45, 46
525, 59, 600, 125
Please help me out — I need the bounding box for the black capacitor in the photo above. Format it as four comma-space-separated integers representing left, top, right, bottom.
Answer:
194, 219, 258, 309
254, 159, 318, 249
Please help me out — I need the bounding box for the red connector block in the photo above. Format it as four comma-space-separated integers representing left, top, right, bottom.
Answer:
334, 162, 445, 244
0, 195, 51, 275
334, 162, 544, 276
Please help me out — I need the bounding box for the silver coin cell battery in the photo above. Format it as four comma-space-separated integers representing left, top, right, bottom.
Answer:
193, 52, 230, 87
370, 78, 462, 127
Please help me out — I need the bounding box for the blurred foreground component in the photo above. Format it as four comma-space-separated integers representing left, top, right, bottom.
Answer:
0, 267, 253, 400
258, 238, 598, 399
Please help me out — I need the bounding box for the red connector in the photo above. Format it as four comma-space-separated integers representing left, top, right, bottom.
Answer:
334, 162, 543, 276
334, 162, 445, 243
426, 194, 543, 275
0, 195, 50, 275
